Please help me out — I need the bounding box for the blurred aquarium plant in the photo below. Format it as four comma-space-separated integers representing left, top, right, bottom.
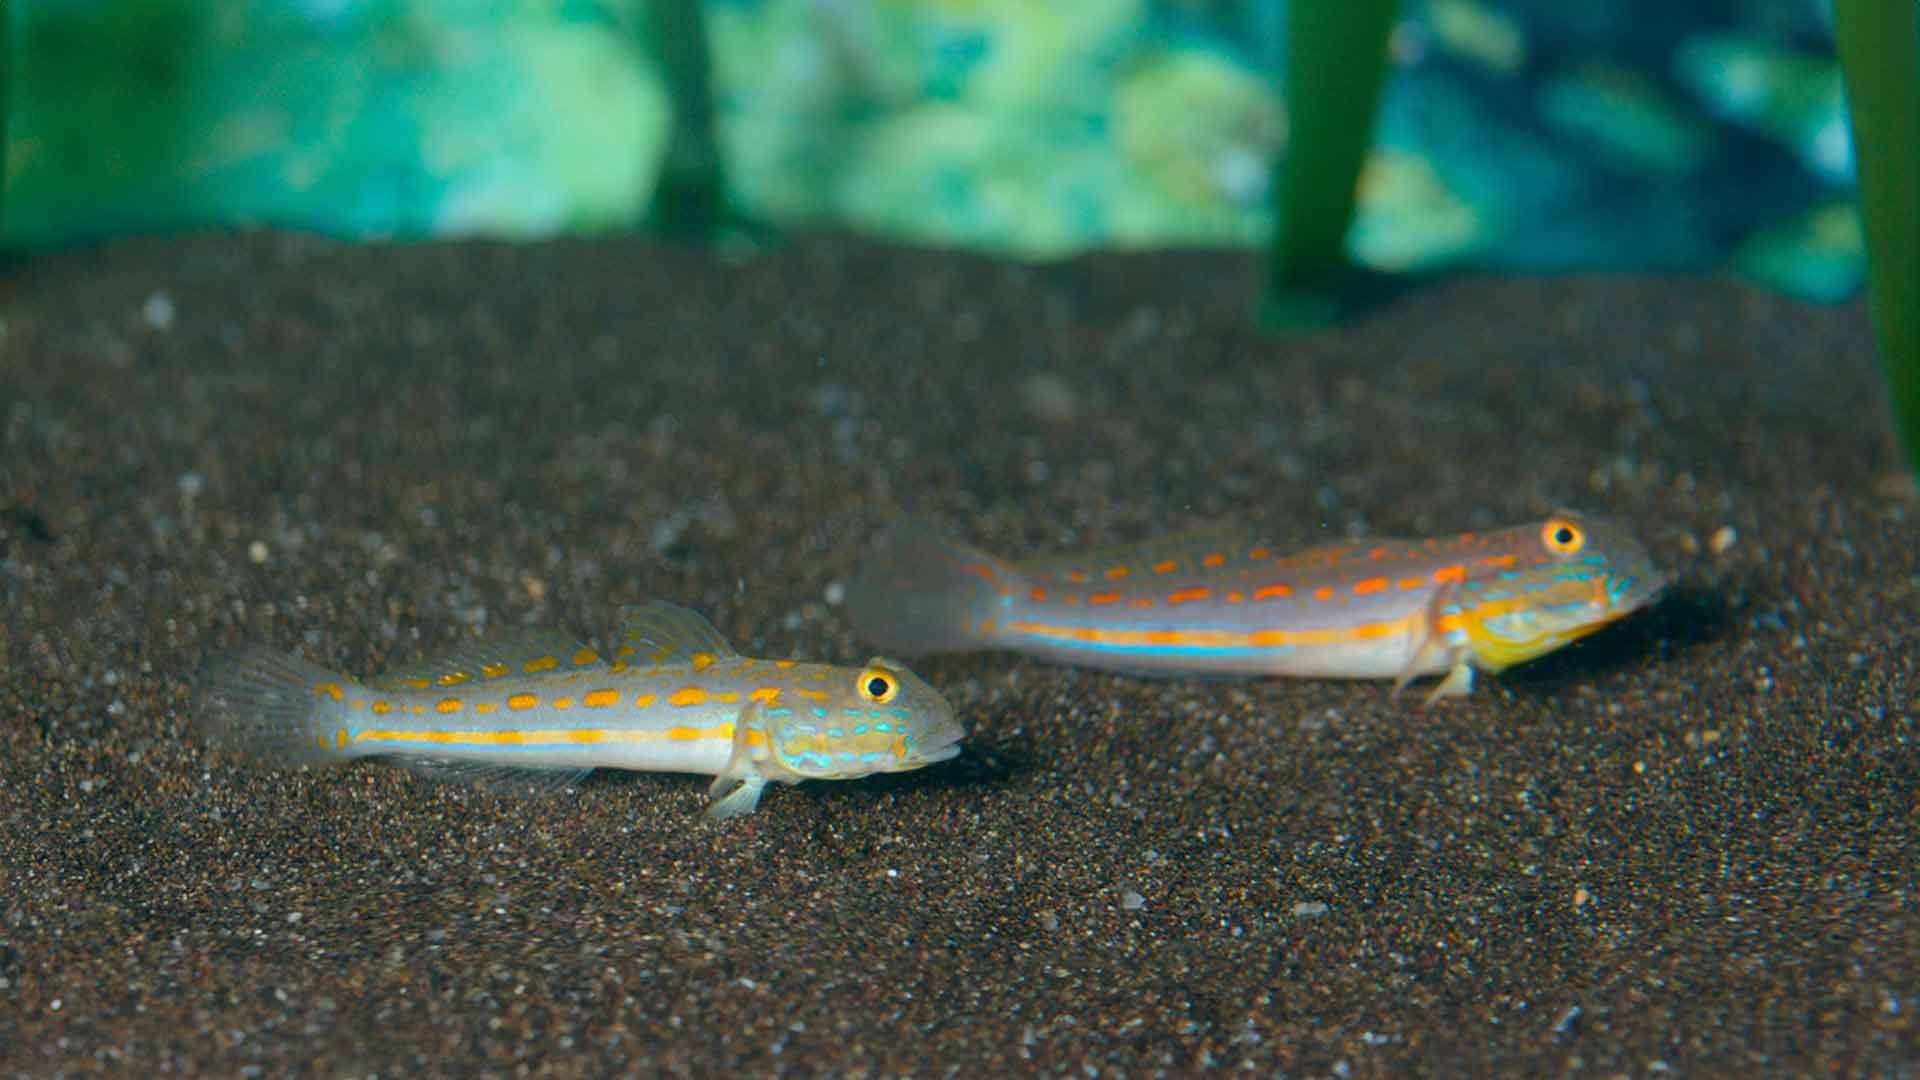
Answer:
1263, 0, 1400, 327
1, 1, 9, 234
6, 0, 668, 244
641, 0, 727, 234
1832, 0, 1920, 478
0, 0, 1888, 328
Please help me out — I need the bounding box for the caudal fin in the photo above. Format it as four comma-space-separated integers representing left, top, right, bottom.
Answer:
844, 525, 1012, 656
192, 645, 356, 766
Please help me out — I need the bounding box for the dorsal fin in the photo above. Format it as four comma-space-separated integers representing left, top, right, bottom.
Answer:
612, 601, 739, 666
366, 628, 608, 690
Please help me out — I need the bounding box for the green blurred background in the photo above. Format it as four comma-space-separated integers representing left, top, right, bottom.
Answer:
1, 0, 1865, 300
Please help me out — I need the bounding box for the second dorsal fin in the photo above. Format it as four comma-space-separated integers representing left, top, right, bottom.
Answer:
613, 601, 739, 666
366, 628, 608, 690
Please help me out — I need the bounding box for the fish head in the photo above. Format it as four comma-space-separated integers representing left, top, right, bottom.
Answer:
763, 657, 965, 781
1459, 511, 1668, 672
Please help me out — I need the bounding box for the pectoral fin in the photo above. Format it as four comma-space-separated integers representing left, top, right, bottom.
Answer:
1391, 577, 1473, 706
705, 700, 774, 820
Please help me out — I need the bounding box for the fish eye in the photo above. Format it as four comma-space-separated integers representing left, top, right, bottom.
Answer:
1542, 518, 1586, 555
857, 665, 899, 704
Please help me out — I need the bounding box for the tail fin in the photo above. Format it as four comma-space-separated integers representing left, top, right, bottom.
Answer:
844, 525, 1014, 656
192, 645, 356, 766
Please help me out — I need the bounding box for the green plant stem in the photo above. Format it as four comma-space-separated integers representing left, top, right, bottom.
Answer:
1833, 0, 1920, 477
1, 1, 10, 239
1262, 0, 1400, 327
646, 0, 725, 236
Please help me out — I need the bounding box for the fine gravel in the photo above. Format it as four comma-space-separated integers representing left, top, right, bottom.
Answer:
0, 232, 1914, 1075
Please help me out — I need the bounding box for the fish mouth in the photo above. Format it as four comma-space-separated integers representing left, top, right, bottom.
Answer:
905, 722, 965, 767
1615, 570, 1671, 614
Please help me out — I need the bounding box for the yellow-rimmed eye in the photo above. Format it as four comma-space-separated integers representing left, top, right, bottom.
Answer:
857, 665, 900, 704
1542, 518, 1586, 555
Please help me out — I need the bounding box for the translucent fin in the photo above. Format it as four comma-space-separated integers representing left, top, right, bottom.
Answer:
1421, 662, 1476, 705
613, 601, 739, 665
705, 700, 776, 819
192, 645, 353, 766
844, 525, 1011, 656
706, 775, 769, 820
402, 759, 595, 795
367, 628, 605, 690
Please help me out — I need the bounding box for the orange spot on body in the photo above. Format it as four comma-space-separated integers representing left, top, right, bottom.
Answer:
572, 649, 602, 666
1249, 547, 1272, 561
372, 701, 392, 716
1353, 577, 1388, 595
1105, 565, 1131, 580
507, 693, 538, 711
1166, 587, 1211, 605
1398, 576, 1428, 590
481, 663, 509, 679
690, 652, 716, 672
1202, 553, 1226, 568
631, 693, 657, 709
436, 698, 463, 714
553, 698, 574, 710
313, 681, 344, 701
794, 688, 831, 702
1130, 598, 1155, 609
1434, 565, 1467, 584
402, 678, 430, 690
1088, 591, 1122, 606
1152, 560, 1178, 575
1254, 584, 1292, 600
1314, 586, 1336, 601
1226, 591, 1245, 603
962, 562, 998, 582
583, 689, 620, 708
524, 656, 560, 674
775, 659, 797, 669
475, 702, 498, 715
1066, 570, 1089, 584
1478, 554, 1519, 569
1368, 547, 1390, 561
438, 671, 470, 686
1029, 587, 1048, 603
670, 687, 707, 707
750, 687, 782, 704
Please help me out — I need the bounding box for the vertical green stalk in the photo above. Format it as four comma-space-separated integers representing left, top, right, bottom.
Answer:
1, 0, 10, 240
646, 0, 725, 236
1262, 0, 1400, 327
1833, 0, 1920, 476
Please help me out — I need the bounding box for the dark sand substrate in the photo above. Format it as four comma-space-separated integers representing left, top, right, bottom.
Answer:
1, 232, 1913, 1076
